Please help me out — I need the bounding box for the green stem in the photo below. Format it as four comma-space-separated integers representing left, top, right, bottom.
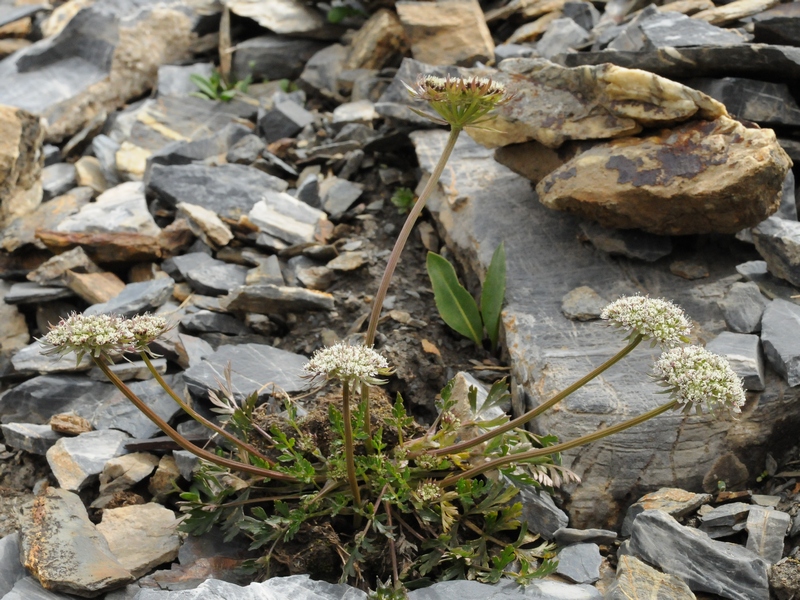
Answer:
425, 335, 643, 458
439, 398, 678, 487
139, 352, 276, 466
92, 357, 302, 482
364, 126, 462, 347
342, 380, 362, 507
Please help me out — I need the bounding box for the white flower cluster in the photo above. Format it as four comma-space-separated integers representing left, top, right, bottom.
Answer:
303, 342, 392, 385
415, 481, 441, 503
653, 346, 746, 414
41, 312, 167, 360
601, 296, 691, 347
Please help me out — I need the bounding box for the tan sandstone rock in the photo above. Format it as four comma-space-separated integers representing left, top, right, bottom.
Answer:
0, 105, 44, 224
469, 59, 727, 149
343, 9, 408, 71
536, 116, 792, 236
396, 0, 494, 66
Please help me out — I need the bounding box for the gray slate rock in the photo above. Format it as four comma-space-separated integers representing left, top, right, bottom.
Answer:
745, 506, 790, 564
608, 10, 745, 51
146, 163, 288, 220
59, 181, 172, 236
84, 277, 175, 317
537, 18, 589, 59
11, 341, 91, 374
181, 310, 250, 335
0, 375, 115, 424
554, 527, 617, 546
622, 488, 711, 537
259, 100, 315, 143
172, 253, 247, 296
41, 163, 76, 201
183, 343, 310, 403
87, 358, 167, 382
156, 63, 214, 97
558, 44, 800, 82
606, 554, 695, 600
761, 299, 800, 387
1, 423, 61, 455
687, 77, 800, 128
518, 485, 569, 540
221, 284, 334, 314
719, 281, 767, 333
0, 533, 24, 597
623, 509, 769, 600
320, 176, 364, 218
226, 134, 265, 165
736, 260, 800, 305
232, 35, 327, 82
144, 122, 252, 179
299, 44, 348, 98
556, 543, 602, 584
563, 1, 600, 31
408, 578, 601, 600
4, 282, 73, 305
706, 332, 765, 392
91, 375, 186, 439
752, 216, 800, 287
46, 429, 130, 491
578, 221, 672, 262
18, 488, 133, 596
92, 134, 121, 186
248, 192, 329, 246
699, 501, 751, 538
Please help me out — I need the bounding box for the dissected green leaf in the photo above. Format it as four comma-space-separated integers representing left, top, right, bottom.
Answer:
480, 242, 506, 352
427, 252, 483, 345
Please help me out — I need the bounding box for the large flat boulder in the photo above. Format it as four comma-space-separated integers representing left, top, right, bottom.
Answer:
412, 129, 800, 528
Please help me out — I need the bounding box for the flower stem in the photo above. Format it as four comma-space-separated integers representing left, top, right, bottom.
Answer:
425, 335, 643, 458
92, 357, 302, 482
139, 352, 276, 466
439, 398, 678, 487
342, 380, 362, 507
364, 126, 462, 347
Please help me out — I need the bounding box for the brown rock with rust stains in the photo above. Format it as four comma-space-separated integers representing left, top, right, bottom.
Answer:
537, 117, 792, 235
19, 487, 134, 597
0, 105, 44, 224
396, 0, 494, 66
35, 230, 163, 264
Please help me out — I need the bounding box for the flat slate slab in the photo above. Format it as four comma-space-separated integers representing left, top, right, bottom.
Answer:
410, 129, 799, 528
85, 277, 175, 317
183, 343, 311, 403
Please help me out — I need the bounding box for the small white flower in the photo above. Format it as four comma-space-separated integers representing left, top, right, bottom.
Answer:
303, 343, 392, 385
41, 313, 133, 361
653, 346, 746, 414
601, 295, 691, 347
415, 481, 441, 503
127, 314, 167, 350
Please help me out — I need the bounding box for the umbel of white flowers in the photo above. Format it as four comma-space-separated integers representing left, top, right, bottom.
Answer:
303, 342, 393, 386
601, 295, 692, 347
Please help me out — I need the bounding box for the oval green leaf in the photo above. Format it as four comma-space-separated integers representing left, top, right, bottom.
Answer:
426, 252, 483, 345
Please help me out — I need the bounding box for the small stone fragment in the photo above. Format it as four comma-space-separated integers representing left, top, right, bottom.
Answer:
41, 163, 76, 201
518, 485, 569, 540
27, 246, 102, 286
553, 527, 617, 546
327, 251, 367, 272
84, 277, 175, 318
221, 284, 335, 314
555, 543, 601, 584
699, 502, 751, 538
176, 203, 234, 249
760, 299, 800, 387
46, 429, 130, 491
606, 555, 695, 600
64, 271, 126, 305
3, 282, 73, 305
752, 217, 800, 287
770, 558, 800, 600
319, 176, 364, 218
97, 503, 180, 579
98, 453, 160, 498
719, 281, 767, 334
0, 423, 61, 455
745, 506, 790, 564
149, 455, 180, 503
49, 413, 92, 436
561, 286, 606, 321
180, 310, 250, 336
259, 101, 314, 143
